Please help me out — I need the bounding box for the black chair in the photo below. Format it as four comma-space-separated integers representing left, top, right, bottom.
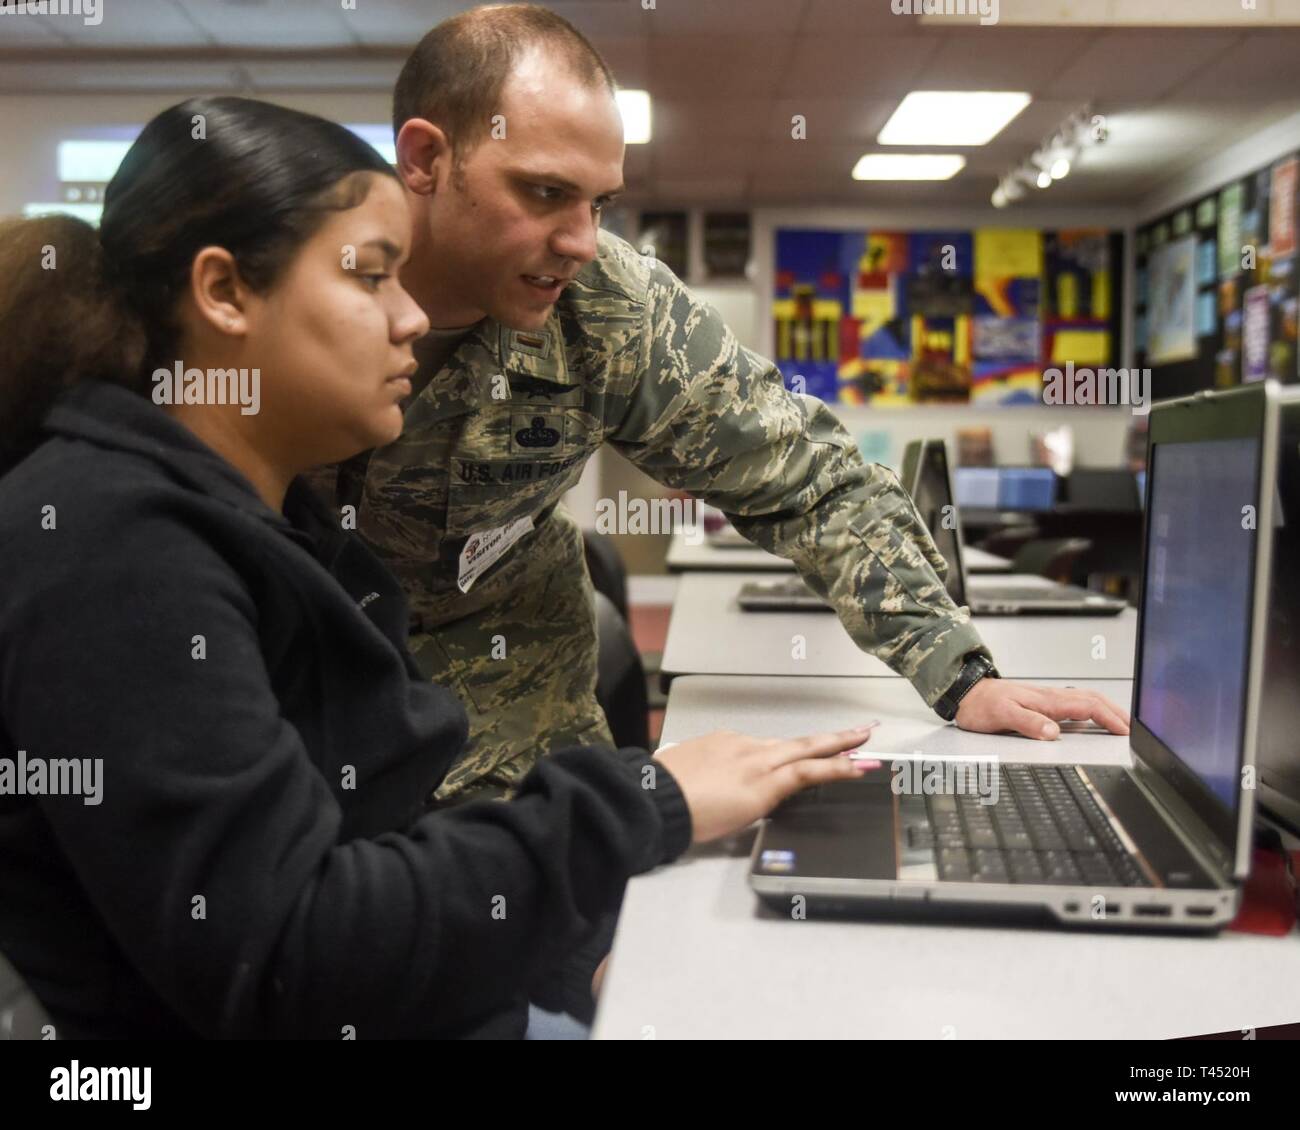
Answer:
0, 952, 50, 1040
975, 524, 1039, 561
582, 529, 629, 623
593, 590, 650, 752
1010, 537, 1094, 586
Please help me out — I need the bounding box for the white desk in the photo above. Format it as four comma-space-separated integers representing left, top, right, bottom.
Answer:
666, 532, 791, 572
592, 676, 1300, 1040
660, 572, 1136, 683
962, 546, 1015, 573
666, 531, 1013, 574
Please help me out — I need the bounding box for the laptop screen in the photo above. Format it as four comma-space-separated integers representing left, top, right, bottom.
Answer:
907, 442, 966, 606
1134, 436, 1260, 814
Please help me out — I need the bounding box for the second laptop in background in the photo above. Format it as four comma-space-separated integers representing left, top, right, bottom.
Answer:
738, 439, 1127, 616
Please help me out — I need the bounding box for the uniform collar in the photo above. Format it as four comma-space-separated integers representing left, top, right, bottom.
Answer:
492, 310, 575, 386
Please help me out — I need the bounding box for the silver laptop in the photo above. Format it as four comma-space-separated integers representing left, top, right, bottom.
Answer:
750, 381, 1281, 930
903, 439, 1128, 615
739, 440, 1127, 615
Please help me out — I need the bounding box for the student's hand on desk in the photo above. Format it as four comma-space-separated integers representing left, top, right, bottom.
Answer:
954, 678, 1131, 740
654, 726, 876, 843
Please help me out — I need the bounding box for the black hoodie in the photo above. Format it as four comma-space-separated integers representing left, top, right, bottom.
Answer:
0, 381, 691, 1039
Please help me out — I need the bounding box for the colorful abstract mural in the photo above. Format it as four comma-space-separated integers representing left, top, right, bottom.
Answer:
773, 226, 1122, 407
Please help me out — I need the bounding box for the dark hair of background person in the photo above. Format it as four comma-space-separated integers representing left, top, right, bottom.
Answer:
392, 1, 617, 167
0, 95, 398, 472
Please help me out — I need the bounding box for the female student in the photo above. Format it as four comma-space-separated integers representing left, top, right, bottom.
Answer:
0, 96, 872, 1039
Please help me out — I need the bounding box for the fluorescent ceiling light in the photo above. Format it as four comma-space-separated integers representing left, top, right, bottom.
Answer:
616, 90, 652, 144
1049, 156, 1071, 180
851, 153, 966, 181
878, 91, 1031, 147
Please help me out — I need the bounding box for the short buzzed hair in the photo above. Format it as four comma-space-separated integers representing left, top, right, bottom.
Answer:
392, 3, 617, 160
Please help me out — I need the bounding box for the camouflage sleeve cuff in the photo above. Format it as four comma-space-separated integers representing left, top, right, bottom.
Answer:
909, 620, 995, 710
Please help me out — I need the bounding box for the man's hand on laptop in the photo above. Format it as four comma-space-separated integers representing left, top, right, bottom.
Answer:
954, 679, 1131, 740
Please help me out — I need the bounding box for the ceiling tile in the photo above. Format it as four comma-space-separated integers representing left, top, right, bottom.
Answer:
338, 0, 468, 47
1164, 31, 1300, 101
915, 28, 1095, 91
647, 35, 792, 98
655, 97, 773, 140
545, 0, 655, 39
651, 138, 761, 179
776, 36, 938, 98
30, 0, 209, 47
801, 0, 926, 35
643, 0, 806, 36
767, 98, 896, 142
176, 0, 355, 49
1045, 30, 1241, 101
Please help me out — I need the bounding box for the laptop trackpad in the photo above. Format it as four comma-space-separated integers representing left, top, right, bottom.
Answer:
760, 768, 898, 880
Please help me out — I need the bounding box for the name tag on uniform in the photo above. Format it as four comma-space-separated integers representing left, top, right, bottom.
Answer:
457, 516, 534, 593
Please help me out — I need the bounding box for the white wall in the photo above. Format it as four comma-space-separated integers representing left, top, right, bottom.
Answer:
1136, 108, 1300, 224
0, 91, 392, 217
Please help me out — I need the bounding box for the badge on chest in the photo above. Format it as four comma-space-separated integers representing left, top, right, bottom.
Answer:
457, 516, 535, 593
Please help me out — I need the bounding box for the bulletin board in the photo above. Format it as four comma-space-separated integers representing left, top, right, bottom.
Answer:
772, 226, 1123, 406
1134, 152, 1299, 400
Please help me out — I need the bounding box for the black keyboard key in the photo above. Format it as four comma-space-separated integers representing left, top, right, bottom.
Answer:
905, 823, 934, 850
1113, 855, 1149, 888
937, 847, 972, 881
1006, 850, 1045, 883
1075, 853, 1119, 885
970, 849, 1010, 883
1039, 850, 1083, 884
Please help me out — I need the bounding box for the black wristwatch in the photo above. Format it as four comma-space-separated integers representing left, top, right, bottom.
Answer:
934, 653, 999, 722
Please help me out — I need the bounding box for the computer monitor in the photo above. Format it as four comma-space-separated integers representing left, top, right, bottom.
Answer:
900, 439, 967, 607
1131, 382, 1280, 880
998, 467, 1057, 511
1257, 389, 1300, 831
953, 466, 1000, 510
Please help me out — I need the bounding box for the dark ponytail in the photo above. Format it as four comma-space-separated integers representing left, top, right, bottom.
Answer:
0, 95, 397, 472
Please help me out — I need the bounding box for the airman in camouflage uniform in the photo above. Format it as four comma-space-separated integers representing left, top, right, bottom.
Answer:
316, 227, 991, 804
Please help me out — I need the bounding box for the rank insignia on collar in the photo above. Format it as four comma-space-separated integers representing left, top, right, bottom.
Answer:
508, 329, 550, 358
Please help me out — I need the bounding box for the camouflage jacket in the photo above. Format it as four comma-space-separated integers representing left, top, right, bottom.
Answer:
333, 228, 992, 709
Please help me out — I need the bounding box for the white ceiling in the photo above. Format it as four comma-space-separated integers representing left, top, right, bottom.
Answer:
3, 0, 1299, 207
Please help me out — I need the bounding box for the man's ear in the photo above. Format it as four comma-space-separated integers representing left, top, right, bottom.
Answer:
395, 118, 449, 196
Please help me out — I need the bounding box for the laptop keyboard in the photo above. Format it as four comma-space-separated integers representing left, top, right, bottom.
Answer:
917, 764, 1150, 886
